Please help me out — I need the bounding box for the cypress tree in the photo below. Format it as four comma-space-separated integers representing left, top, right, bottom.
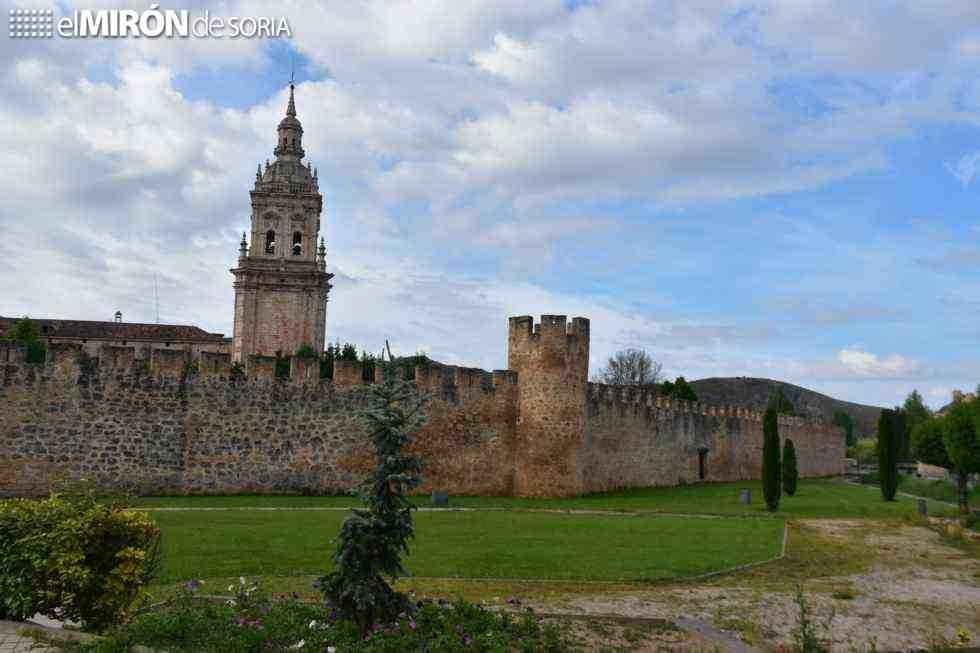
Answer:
762, 408, 781, 511
782, 438, 798, 496
877, 409, 899, 501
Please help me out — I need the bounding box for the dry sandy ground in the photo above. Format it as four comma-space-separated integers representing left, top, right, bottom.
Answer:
535, 520, 980, 652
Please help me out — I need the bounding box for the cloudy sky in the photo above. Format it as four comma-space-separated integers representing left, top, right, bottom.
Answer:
2, 1, 979, 408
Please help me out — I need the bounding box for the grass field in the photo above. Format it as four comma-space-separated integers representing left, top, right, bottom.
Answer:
135, 477, 959, 518
137, 478, 964, 593
150, 509, 784, 584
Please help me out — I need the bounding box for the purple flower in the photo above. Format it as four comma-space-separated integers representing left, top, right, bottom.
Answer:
506, 596, 521, 606
185, 579, 200, 593
408, 619, 417, 631
464, 635, 472, 646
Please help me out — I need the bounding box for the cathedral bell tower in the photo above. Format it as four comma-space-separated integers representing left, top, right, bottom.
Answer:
231, 81, 333, 362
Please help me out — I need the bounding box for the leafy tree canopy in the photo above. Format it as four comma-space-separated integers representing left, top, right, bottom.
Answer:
943, 398, 980, 513
912, 416, 949, 469
595, 348, 662, 387
2, 316, 46, 364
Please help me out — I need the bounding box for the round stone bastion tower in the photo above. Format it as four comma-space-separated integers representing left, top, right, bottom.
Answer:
508, 315, 590, 497
231, 82, 333, 362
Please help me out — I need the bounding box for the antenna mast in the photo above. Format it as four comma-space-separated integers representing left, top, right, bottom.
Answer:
154, 273, 160, 324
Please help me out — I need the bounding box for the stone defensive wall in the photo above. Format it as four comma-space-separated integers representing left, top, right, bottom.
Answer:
581, 384, 845, 493
0, 342, 517, 497
0, 316, 845, 498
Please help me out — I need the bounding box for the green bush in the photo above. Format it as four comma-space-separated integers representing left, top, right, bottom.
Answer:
78, 581, 567, 652
294, 343, 318, 359
0, 493, 161, 631
847, 438, 878, 465
2, 316, 46, 364
859, 470, 880, 485
274, 355, 291, 380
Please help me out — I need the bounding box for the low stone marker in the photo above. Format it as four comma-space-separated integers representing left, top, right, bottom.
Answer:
739, 489, 751, 505
431, 491, 449, 507
917, 498, 928, 517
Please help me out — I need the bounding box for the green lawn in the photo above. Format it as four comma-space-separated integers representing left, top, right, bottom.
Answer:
150, 509, 784, 584
135, 478, 958, 518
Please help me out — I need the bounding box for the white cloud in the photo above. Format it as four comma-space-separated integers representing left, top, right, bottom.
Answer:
3, 0, 980, 411
837, 348, 921, 379
945, 151, 980, 187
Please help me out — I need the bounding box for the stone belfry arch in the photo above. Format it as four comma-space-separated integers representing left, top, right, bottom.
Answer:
231, 81, 333, 362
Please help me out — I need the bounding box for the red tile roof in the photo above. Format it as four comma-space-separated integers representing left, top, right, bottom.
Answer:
0, 316, 225, 342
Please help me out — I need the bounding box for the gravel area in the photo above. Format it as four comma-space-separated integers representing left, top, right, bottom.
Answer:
534, 520, 980, 651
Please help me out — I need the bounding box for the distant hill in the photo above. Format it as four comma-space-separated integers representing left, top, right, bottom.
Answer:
689, 377, 883, 437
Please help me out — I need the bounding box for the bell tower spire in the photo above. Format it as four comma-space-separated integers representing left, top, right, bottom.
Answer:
286, 76, 296, 117
274, 72, 304, 162
231, 78, 333, 363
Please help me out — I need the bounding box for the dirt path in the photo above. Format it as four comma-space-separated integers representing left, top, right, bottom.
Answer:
531, 520, 980, 651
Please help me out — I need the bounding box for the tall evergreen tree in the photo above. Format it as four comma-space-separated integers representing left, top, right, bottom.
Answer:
782, 438, 798, 496
762, 408, 781, 511
892, 406, 910, 462
833, 410, 856, 447
903, 390, 931, 439
317, 363, 426, 632
877, 409, 899, 501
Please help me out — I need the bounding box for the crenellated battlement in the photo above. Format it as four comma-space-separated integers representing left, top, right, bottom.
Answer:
1, 315, 844, 499
0, 344, 521, 404
508, 314, 589, 349
586, 382, 829, 427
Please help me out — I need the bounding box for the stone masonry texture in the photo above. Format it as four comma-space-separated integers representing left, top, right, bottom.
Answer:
0, 317, 845, 498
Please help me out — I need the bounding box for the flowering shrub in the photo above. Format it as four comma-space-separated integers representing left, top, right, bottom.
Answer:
0, 492, 160, 631
79, 581, 567, 652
